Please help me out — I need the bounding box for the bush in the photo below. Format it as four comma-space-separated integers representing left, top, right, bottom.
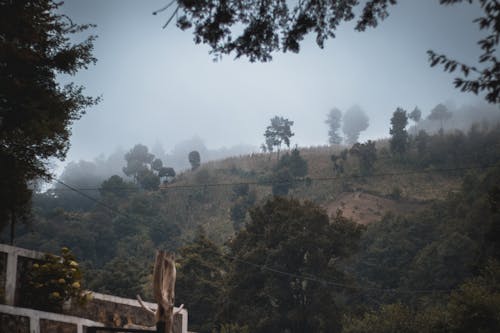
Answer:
25, 247, 90, 312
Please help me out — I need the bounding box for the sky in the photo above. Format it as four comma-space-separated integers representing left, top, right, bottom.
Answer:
58, 0, 489, 165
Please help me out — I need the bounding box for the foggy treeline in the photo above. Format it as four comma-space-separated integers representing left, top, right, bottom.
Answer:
53, 137, 255, 192
408, 102, 500, 134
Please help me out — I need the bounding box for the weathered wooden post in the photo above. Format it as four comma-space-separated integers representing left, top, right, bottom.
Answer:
136, 250, 182, 333
153, 250, 176, 333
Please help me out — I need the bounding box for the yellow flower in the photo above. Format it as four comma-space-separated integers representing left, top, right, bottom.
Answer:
69, 260, 79, 267
58, 278, 66, 284
71, 282, 81, 289
50, 291, 61, 299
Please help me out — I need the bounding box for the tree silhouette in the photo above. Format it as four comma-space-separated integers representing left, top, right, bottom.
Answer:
350, 140, 377, 175
122, 144, 155, 182
390, 107, 409, 155
428, 103, 453, 133
408, 106, 422, 135
220, 197, 363, 332
326, 108, 343, 144
264, 116, 294, 159
0, 0, 97, 235
156, 0, 499, 103
342, 106, 370, 145
188, 150, 201, 170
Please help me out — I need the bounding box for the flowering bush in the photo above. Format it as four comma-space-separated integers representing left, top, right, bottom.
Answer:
27, 247, 90, 312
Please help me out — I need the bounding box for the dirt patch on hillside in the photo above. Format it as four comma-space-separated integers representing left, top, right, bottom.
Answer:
324, 191, 424, 225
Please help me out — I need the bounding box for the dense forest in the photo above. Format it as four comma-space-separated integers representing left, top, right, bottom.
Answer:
2, 1, 499, 332
4, 105, 500, 332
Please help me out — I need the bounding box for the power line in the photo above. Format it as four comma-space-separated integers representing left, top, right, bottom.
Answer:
48, 164, 497, 192
54, 178, 456, 295
54, 180, 133, 221
210, 249, 453, 295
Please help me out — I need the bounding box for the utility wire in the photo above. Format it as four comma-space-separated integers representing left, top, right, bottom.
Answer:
48, 163, 497, 192
53, 178, 457, 295
54, 180, 133, 221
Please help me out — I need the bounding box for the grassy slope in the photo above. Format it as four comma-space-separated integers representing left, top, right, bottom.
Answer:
165, 140, 463, 243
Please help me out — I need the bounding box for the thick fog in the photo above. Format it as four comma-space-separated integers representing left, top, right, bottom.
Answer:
55, 0, 495, 177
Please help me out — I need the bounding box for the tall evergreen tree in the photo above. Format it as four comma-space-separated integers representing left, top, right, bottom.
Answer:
176, 229, 228, 333
326, 108, 343, 144
0, 0, 98, 236
390, 108, 409, 155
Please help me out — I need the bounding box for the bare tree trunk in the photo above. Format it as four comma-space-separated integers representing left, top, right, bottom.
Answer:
136, 250, 184, 332
153, 250, 176, 333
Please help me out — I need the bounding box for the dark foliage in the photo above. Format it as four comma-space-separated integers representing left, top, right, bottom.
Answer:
389, 107, 409, 155
164, 0, 396, 62
176, 229, 228, 332
189, 150, 201, 170
264, 116, 294, 158
220, 197, 363, 333
326, 108, 343, 144
0, 0, 98, 233
349, 140, 377, 176
428, 0, 500, 103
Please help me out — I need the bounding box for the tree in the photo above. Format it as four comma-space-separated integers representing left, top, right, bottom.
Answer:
230, 184, 256, 231
415, 130, 429, 155
409, 107, 422, 123
349, 140, 377, 176
0, 0, 97, 235
389, 107, 409, 155
188, 150, 201, 170
160, 0, 397, 62
277, 148, 308, 178
427, 0, 500, 104
264, 116, 294, 159
219, 197, 363, 332
342, 106, 370, 145
151, 158, 164, 172
158, 0, 499, 103
137, 169, 161, 190
271, 167, 294, 197
100, 175, 136, 198
176, 229, 228, 333
270, 148, 308, 197
326, 108, 343, 144
408, 106, 422, 135
158, 166, 176, 183
428, 103, 453, 132
123, 144, 155, 182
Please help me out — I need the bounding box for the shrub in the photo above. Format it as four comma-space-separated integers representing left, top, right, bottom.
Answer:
26, 247, 90, 312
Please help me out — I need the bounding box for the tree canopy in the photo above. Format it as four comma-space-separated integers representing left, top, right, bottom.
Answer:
326, 108, 343, 144
342, 106, 370, 145
389, 107, 409, 155
264, 116, 294, 158
0, 0, 98, 234
220, 197, 364, 332
157, 0, 499, 103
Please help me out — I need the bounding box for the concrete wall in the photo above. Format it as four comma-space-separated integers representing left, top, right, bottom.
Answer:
0, 244, 188, 333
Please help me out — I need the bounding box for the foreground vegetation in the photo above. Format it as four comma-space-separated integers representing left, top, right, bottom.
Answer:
4, 123, 500, 332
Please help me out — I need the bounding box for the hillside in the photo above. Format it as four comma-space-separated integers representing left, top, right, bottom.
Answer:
3, 124, 500, 332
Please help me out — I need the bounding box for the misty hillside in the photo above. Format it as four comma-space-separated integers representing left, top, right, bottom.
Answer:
4, 1, 500, 332
4, 121, 500, 332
